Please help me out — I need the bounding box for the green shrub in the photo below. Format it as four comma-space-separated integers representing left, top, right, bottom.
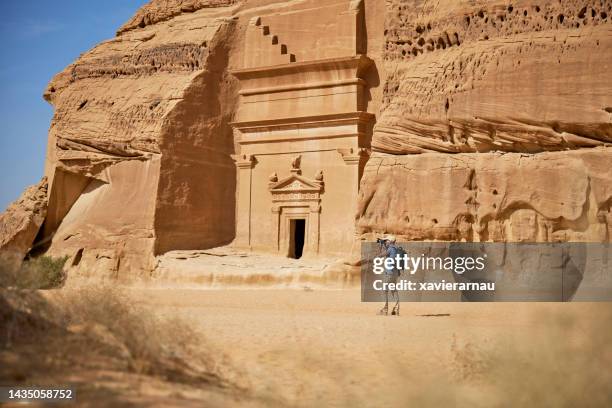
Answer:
0, 256, 68, 289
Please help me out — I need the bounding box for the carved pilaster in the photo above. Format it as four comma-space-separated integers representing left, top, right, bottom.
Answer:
309, 204, 321, 254
271, 205, 281, 251
232, 154, 256, 248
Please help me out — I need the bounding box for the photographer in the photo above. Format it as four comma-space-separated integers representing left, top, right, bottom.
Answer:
377, 235, 400, 316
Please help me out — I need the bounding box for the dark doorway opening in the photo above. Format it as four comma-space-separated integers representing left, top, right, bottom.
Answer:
289, 219, 306, 259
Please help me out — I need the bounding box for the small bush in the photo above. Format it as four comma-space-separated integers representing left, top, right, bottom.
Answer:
0, 256, 68, 289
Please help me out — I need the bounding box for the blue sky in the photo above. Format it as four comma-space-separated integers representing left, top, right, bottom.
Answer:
0, 1, 148, 211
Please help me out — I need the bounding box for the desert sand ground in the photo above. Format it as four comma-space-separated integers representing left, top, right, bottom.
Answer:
3, 251, 611, 406
125, 288, 612, 407
3, 284, 611, 407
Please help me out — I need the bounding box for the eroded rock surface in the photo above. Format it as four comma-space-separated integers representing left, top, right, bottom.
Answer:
358, 0, 612, 243
117, 0, 238, 34
0, 178, 48, 270
375, 0, 612, 154
38, 2, 241, 279
357, 149, 612, 242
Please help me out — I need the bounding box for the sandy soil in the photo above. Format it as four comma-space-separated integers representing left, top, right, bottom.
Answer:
127, 288, 612, 407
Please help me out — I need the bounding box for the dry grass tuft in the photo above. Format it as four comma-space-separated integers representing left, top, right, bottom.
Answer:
1, 283, 242, 402
442, 308, 612, 407
481, 308, 612, 406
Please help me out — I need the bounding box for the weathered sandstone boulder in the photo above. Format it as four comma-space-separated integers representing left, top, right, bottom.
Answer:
0, 178, 48, 271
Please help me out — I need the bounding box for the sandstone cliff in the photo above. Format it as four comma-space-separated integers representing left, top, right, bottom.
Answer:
36, 1, 243, 279
376, 0, 611, 154
0, 0, 382, 279
357, 0, 612, 242
0, 0, 610, 280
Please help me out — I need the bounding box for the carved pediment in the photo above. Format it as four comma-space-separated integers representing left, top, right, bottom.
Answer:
269, 174, 322, 193
269, 172, 323, 203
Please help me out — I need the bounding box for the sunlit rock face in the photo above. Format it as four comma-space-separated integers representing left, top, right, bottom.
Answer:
357, 149, 612, 242
0, 0, 610, 281
10, 0, 385, 279
358, 0, 611, 243
36, 1, 242, 279
0, 178, 48, 271
375, 0, 611, 154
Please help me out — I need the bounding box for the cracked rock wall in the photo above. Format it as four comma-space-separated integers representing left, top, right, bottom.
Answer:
357, 0, 612, 242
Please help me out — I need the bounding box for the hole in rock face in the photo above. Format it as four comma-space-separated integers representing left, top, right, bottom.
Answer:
77, 100, 88, 110
72, 248, 84, 266
558, 14, 565, 23
492, 189, 498, 195
432, 219, 438, 224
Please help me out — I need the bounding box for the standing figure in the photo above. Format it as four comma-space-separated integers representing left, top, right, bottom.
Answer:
378, 235, 400, 316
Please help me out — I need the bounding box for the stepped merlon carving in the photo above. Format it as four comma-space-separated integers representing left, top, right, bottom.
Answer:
244, 16, 296, 68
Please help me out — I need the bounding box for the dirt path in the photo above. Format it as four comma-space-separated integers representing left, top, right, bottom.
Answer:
129, 288, 612, 407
